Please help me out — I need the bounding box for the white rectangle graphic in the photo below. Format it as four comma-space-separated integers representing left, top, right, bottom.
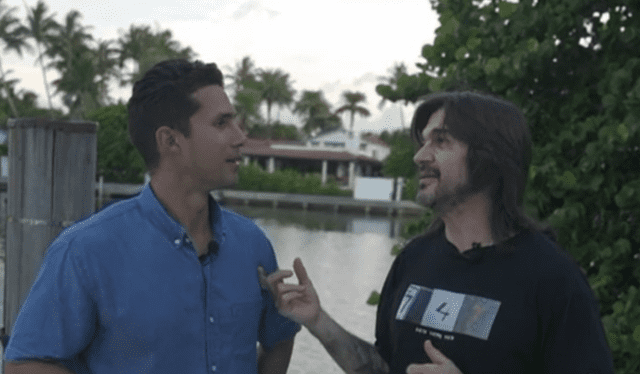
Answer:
420, 289, 465, 332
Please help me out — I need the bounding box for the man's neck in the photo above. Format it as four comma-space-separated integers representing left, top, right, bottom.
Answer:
149, 170, 211, 238
441, 193, 494, 253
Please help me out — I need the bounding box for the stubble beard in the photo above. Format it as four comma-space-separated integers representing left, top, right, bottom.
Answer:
417, 180, 476, 215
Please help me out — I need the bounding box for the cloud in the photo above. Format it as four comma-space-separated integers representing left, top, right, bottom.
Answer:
232, 1, 280, 21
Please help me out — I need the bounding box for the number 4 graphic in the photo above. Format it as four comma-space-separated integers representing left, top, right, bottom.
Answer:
436, 302, 450, 321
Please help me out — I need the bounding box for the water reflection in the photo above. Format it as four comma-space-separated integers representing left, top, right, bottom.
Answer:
228, 205, 414, 374
229, 205, 410, 238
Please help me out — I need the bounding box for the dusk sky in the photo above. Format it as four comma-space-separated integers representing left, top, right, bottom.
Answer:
3, 0, 440, 133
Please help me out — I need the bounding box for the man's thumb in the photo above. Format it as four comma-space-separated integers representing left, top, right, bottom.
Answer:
423, 340, 447, 365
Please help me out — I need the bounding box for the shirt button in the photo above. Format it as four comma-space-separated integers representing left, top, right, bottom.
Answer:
209, 316, 214, 323
174, 239, 180, 245
211, 365, 217, 372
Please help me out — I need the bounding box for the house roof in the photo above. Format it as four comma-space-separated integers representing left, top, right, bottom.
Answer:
240, 138, 381, 164
362, 133, 389, 147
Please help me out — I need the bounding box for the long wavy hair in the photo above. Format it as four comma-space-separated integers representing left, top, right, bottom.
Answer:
410, 91, 553, 245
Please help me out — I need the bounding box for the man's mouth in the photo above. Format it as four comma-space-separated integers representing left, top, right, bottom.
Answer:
419, 170, 439, 188
419, 170, 440, 179
226, 157, 242, 165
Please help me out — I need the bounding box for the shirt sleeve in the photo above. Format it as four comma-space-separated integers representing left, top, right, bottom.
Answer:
538, 265, 615, 374
5, 237, 97, 362
256, 237, 301, 351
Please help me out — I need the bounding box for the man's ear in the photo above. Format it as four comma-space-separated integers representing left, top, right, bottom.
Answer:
155, 126, 182, 156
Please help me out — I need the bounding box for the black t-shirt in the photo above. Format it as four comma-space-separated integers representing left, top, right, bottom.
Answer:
375, 228, 614, 374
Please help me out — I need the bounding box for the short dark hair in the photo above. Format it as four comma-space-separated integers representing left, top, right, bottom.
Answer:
127, 59, 224, 171
410, 91, 549, 244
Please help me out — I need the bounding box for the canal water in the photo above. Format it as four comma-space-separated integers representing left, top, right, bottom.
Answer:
231, 206, 414, 374
0, 207, 418, 373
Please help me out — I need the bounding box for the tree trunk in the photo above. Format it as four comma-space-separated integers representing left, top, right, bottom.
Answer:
350, 111, 355, 137
36, 43, 55, 117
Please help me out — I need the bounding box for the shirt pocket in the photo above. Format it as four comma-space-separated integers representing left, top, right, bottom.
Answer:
218, 299, 263, 348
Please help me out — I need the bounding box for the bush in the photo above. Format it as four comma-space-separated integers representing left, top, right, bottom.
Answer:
86, 104, 146, 183
237, 164, 351, 196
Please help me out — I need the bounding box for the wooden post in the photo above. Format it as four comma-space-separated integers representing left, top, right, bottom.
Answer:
3, 118, 97, 341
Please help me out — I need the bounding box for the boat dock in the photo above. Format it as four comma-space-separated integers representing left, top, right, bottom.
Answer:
0, 179, 426, 218
214, 190, 425, 217
95, 182, 426, 217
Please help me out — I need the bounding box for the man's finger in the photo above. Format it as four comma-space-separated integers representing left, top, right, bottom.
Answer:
258, 266, 293, 291
423, 340, 447, 365
277, 283, 306, 294
266, 269, 294, 285
292, 257, 311, 286
406, 363, 441, 374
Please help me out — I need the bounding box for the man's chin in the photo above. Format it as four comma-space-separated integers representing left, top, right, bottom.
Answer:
416, 192, 436, 208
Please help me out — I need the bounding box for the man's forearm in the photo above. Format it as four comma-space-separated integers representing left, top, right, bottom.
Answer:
306, 309, 389, 374
258, 338, 295, 374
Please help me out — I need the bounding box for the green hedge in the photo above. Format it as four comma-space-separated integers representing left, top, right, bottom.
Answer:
237, 163, 351, 197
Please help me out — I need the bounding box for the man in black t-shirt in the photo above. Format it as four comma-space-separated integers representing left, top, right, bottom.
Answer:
260, 91, 615, 373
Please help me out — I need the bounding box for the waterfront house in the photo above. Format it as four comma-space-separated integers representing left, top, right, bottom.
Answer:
240, 129, 391, 188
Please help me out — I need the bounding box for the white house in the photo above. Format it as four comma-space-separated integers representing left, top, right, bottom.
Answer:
240, 129, 391, 188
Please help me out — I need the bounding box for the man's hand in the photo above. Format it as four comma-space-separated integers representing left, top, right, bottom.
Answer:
258, 257, 321, 328
405, 340, 462, 374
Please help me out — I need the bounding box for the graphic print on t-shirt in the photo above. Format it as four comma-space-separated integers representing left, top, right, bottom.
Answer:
395, 284, 501, 340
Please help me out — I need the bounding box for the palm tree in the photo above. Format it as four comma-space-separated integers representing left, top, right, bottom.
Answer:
117, 24, 196, 86
257, 68, 294, 126
23, 0, 58, 115
226, 56, 262, 131
46, 10, 95, 118
377, 62, 408, 128
0, 0, 29, 117
294, 90, 341, 136
227, 56, 258, 93
335, 91, 370, 137
92, 39, 121, 106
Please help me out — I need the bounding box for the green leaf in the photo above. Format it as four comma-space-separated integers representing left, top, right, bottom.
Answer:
588, 174, 604, 191
634, 325, 640, 343
455, 46, 468, 61
422, 44, 435, 60
527, 38, 540, 52
614, 239, 632, 256
428, 77, 444, 92
613, 301, 624, 314
614, 185, 637, 208
498, 2, 518, 18
561, 170, 576, 188
367, 291, 381, 305
617, 123, 629, 142
466, 37, 482, 51
484, 58, 501, 75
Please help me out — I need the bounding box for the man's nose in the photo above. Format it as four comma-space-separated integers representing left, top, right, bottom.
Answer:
413, 143, 433, 164
234, 121, 248, 146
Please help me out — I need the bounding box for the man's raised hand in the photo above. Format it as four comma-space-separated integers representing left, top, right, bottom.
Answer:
258, 258, 322, 328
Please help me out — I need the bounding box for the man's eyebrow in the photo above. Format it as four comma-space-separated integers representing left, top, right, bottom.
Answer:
213, 113, 234, 124
424, 128, 449, 137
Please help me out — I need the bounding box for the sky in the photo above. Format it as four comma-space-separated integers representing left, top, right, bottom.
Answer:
2, 0, 440, 134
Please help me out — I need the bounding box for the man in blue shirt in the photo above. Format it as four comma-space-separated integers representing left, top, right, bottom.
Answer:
5, 59, 300, 374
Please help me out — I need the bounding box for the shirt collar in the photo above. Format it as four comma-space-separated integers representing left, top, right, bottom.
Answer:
136, 184, 227, 244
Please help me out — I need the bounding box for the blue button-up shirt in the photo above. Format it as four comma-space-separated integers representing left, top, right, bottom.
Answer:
5, 185, 300, 373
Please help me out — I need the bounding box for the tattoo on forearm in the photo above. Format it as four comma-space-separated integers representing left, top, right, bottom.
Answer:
322, 332, 389, 374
